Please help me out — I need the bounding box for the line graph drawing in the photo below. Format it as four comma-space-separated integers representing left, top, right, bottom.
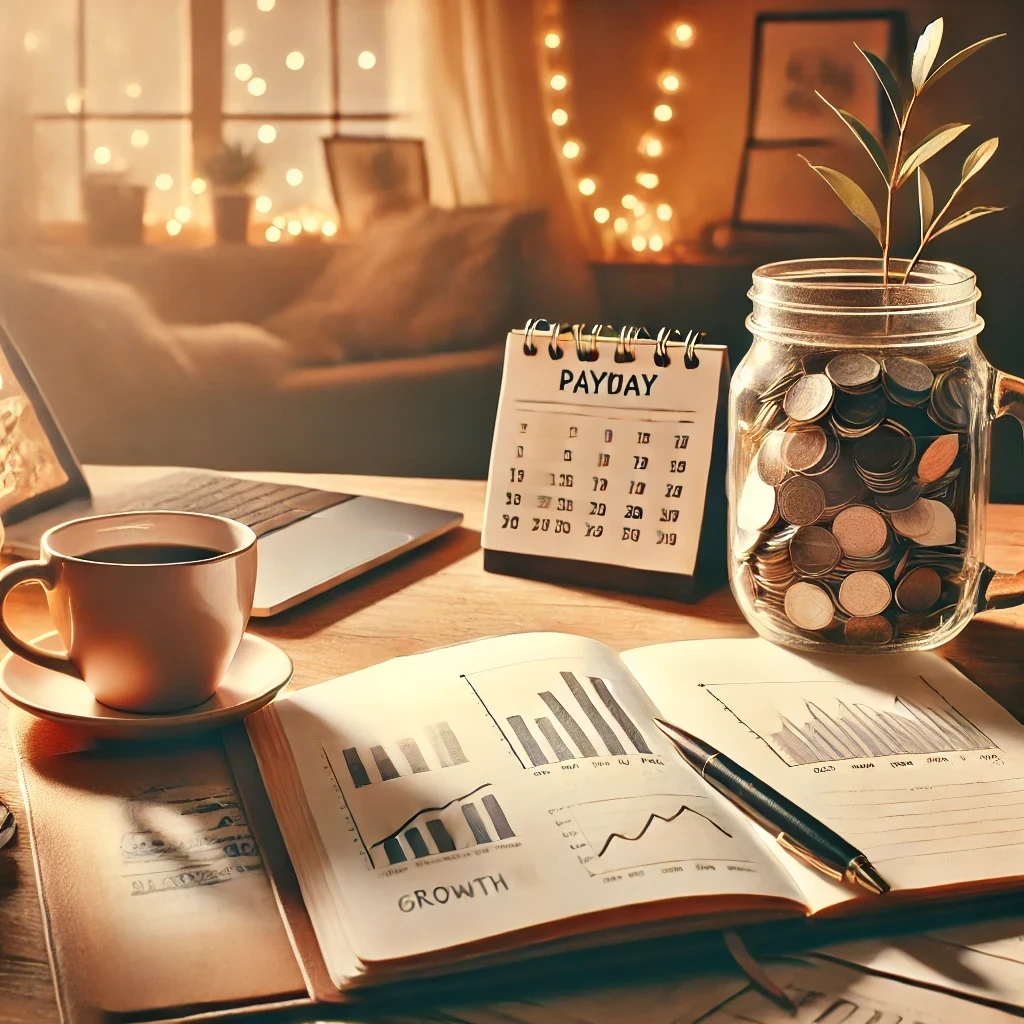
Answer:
704, 676, 997, 767
562, 793, 750, 876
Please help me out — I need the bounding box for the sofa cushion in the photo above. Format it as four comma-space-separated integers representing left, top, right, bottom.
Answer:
170, 321, 292, 385
264, 205, 535, 364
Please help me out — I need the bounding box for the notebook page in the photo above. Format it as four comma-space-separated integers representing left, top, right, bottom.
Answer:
265, 633, 803, 966
623, 638, 1024, 912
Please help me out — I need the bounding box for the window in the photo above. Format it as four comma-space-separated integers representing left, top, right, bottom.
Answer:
23, 0, 404, 236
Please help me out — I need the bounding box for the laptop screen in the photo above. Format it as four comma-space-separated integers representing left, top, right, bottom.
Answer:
0, 326, 89, 526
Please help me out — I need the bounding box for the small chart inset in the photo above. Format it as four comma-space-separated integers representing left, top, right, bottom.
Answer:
371, 783, 515, 867
341, 721, 468, 788
704, 677, 997, 767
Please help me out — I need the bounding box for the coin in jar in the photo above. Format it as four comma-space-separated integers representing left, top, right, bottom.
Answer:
784, 373, 834, 423
756, 430, 789, 486
780, 427, 828, 473
844, 615, 894, 645
784, 581, 835, 631
738, 463, 778, 532
832, 505, 889, 558
890, 498, 936, 540
789, 525, 842, 576
826, 353, 881, 393
917, 434, 961, 484
839, 571, 892, 617
883, 356, 934, 406
895, 566, 943, 613
778, 476, 826, 526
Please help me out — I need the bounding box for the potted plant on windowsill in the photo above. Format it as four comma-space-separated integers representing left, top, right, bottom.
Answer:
728, 19, 1024, 655
202, 142, 261, 244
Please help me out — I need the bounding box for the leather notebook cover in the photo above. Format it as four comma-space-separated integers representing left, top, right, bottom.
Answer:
11, 710, 324, 1023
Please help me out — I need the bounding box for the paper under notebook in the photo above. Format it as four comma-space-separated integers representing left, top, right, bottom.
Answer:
246, 634, 1024, 992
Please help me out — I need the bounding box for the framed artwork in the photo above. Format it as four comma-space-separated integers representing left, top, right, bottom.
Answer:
732, 10, 907, 233
322, 135, 429, 235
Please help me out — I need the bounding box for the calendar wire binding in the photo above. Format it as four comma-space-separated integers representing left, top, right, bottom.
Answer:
521, 319, 705, 368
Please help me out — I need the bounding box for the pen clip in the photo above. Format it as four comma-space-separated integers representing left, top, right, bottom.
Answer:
776, 832, 845, 882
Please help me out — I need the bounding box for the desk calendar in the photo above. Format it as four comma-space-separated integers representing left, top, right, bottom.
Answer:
482, 323, 730, 600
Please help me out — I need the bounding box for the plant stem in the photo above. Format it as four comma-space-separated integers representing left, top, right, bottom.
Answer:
902, 183, 961, 283
882, 98, 914, 287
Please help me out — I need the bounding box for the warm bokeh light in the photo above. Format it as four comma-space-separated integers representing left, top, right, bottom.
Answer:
285, 168, 303, 186
550, 73, 567, 91
272, 214, 286, 227
93, 146, 112, 165
130, 129, 149, 148
125, 82, 142, 99
633, 202, 647, 218
322, 220, 338, 237
544, 32, 560, 48
23, 32, 39, 52
255, 195, 272, 213
578, 177, 596, 196
285, 50, 305, 70
636, 171, 659, 189
66, 93, 83, 113
562, 140, 580, 159
266, 224, 282, 242
227, 27, 245, 46
155, 173, 173, 191
257, 0, 275, 11
660, 72, 681, 92
302, 214, 318, 232
287, 220, 302, 236
654, 104, 673, 122
166, 218, 182, 236
175, 205, 192, 223
247, 77, 267, 96
234, 63, 253, 81
621, 193, 637, 209
613, 217, 628, 235
649, 234, 664, 252
643, 136, 663, 158
672, 22, 695, 47
257, 123, 277, 143
358, 50, 376, 69
594, 207, 610, 224
191, 177, 207, 195
632, 235, 647, 252
656, 203, 673, 221
551, 108, 568, 126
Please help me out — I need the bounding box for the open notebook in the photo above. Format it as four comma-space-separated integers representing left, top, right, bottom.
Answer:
246, 635, 1024, 992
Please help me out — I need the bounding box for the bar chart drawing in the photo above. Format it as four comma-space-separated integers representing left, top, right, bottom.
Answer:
340, 720, 468, 788
704, 677, 998, 768
370, 783, 516, 867
464, 669, 653, 770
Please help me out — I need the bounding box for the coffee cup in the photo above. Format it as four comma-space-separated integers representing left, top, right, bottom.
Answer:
0, 511, 257, 713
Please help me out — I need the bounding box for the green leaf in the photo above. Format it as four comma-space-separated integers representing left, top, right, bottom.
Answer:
921, 34, 1007, 93
897, 122, 970, 186
931, 205, 1005, 239
815, 90, 889, 181
961, 137, 999, 185
912, 18, 944, 93
799, 156, 882, 244
856, 45, 903, 123
917, 168, 934, 242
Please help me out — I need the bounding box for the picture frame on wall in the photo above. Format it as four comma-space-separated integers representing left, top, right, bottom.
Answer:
322, 135, 429, 235
732, 10, 907, 233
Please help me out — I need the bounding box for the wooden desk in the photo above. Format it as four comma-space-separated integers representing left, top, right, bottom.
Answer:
3, 466, 1024, 1022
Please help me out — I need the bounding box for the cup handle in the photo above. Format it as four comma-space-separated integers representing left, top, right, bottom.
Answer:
0, 560, 79, 677
980, 370, 1024, 610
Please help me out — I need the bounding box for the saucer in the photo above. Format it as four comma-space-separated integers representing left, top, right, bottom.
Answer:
0, 631, 292, 739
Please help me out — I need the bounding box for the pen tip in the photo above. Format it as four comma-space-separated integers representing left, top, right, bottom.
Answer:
850, 858, 891, 896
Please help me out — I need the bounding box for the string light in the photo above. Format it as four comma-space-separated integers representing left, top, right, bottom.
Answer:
654, 103, 673, 121
130, 129, 149, 148
578, 177, 596, 196
631, 235, 647, 252
234, 63, 253, 82
155, 173, 173, 191
550, 73, 567, 91
285, 51, 305, 70
23, 32, 40, 52
659, 72, 681, 92
636, 171, 659, 189
266, 225, 282, 242
357, 51, 376, 69
613, 217, 628, 235
93, 146, 112, 165
255, 195, 272, 213
593, 207, 610, 224
247, 77, 267, 96
272, 215, 286, 227
643, 137, 663, 158
649, 234, 664, 252
174, 205, 192, 222
166, 219, 182, 236
544, 32, 560, 48
633, 202, 647, 218
227, 28, 245, 46
672, 22, 695, 47
287, 220, 302, 235
656, 203, 673, 221
285, 168, 303, 186
562, 140, 580, 159
125, 82, 142, 99
191, 177, 207, 195
256, 0, 275, 11
551, 108, 568, 126
257, 123, 277, 143
621, 194, 637, 209
322, 220, 338, 237
65, 93, 83, 114
302, 214, 318, 232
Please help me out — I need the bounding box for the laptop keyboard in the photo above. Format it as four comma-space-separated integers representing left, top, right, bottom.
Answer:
95, 470, 354, 537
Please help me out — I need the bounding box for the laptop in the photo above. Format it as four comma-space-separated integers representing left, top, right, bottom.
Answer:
0, 327, 462, 616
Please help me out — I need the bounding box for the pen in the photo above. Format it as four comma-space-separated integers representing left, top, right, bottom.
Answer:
653, 719, 890, 895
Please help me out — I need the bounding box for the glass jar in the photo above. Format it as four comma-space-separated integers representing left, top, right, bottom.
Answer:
729, 257, 1024, 653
